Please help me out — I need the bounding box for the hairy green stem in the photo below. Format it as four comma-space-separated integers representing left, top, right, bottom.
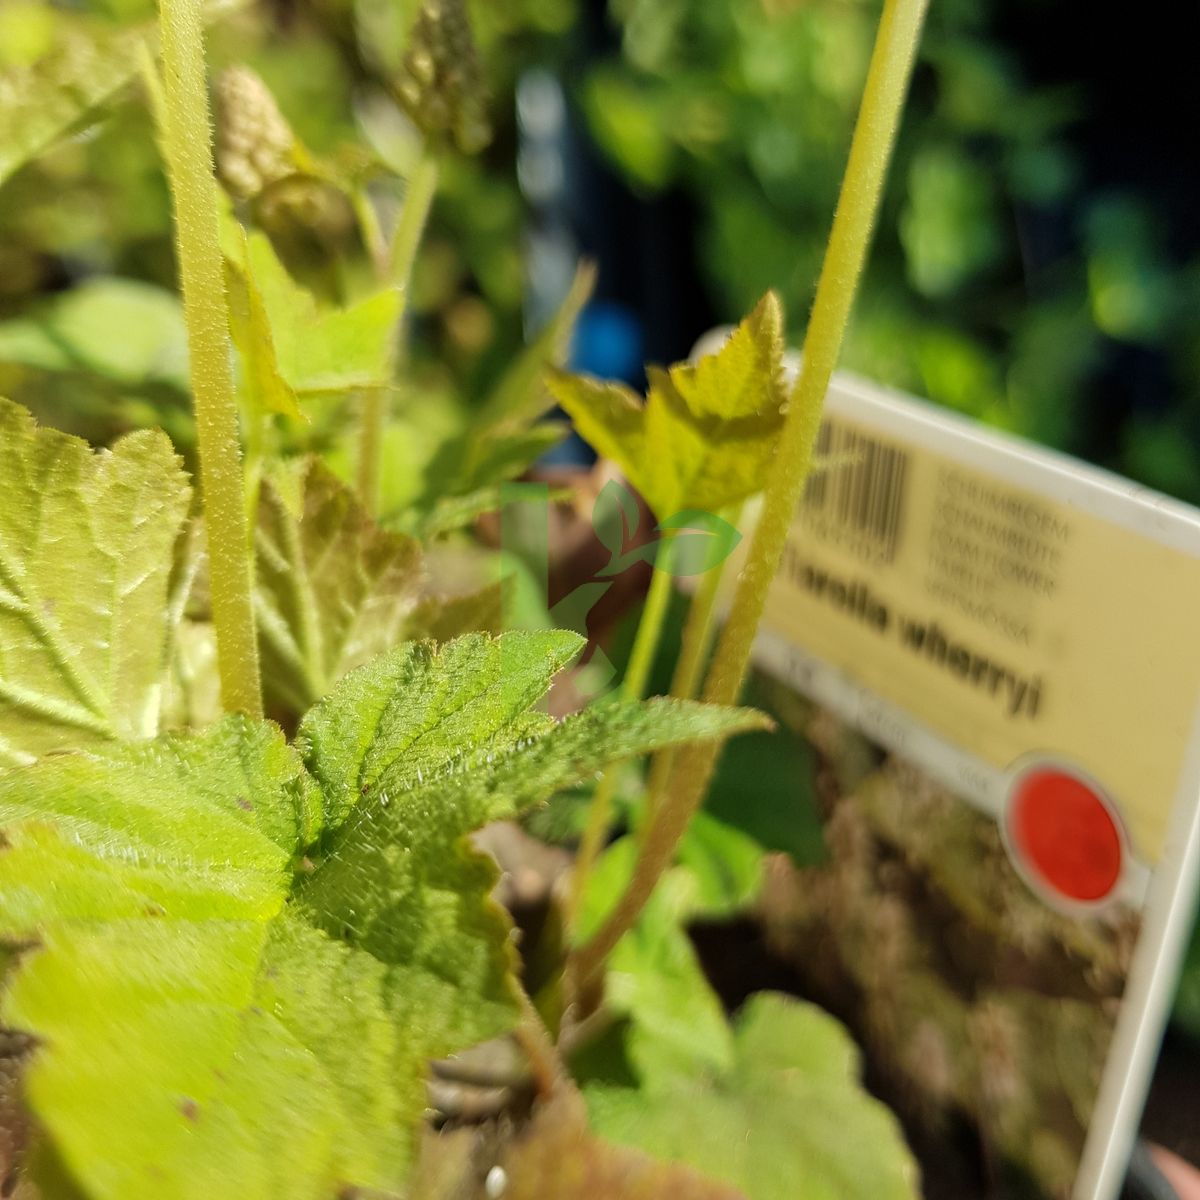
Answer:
158, 0, 262, 717
572, 0, 929, 989
357, 150, 441, 512
642, 502, 743, 823
566, 544, 676, 932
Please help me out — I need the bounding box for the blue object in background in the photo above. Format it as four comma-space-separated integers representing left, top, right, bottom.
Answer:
539, 300, 645, 468
572, 300, 645, 383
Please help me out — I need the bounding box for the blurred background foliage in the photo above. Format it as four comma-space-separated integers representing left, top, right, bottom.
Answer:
578, 0, 1200, 502
0, 0, 1197, 1037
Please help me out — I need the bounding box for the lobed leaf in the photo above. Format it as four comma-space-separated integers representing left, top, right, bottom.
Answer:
0, 715, 457, 1197
585, 992, 921, 1200
0, 398, 191, 762
254, 460, 422, 719
547, 292, 786, 518
295, 633, 770, 1079
2, 630, 771, 1198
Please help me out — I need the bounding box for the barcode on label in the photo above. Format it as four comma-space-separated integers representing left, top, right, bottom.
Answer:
803, 419, 910, 563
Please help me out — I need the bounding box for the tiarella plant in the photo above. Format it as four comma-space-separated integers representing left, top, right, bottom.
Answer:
0, 0, 930, 1197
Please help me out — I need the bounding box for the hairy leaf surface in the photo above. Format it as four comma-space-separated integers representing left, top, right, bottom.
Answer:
547, 292, 786, 518
254, 460, 422, 718
586, 993, 920, 1200
0, 399, 191, 762
1, 631, 768, 1198
295, 633, 770, 1078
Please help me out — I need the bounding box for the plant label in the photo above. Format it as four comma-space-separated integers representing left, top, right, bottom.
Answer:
698, 333, 1200, 1200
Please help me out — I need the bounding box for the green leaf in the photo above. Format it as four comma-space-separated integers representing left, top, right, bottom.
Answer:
295, 633, 770, 1069
0, 719, 420, 1199
223, 225, 304, 420
459, 423, 567, 492
0, 18, 148, 188
574, 816, 760, 1089
675, 810, 765, 917
0, 672, 439, 1198
585, 992, 921, 1200
703, 709, 826, 868
387, 484, 508, 539
0, 1, 245, 188
547, 292, 786, 518
578, 838, 736, 1083
0, 279, 188, 391
254, 459, 422, 719
2, 631, 770, 1198
224, 226, 401, 399
0, 398, 191, 761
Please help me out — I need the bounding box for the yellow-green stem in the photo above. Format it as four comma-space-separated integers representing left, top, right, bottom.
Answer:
572, 0, 929, 990
566, 545, 676, 931
643, 502, 742, 823
622, 551, 676, 702
357, 149, 440, 512
158, 0, 262, 718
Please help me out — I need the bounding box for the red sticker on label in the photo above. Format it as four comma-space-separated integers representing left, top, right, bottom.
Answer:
1006, 765, 1124, 904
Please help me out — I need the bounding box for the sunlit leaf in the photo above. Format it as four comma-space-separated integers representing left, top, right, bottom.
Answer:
0, 720, 417, 1200
254, 459, 421, 720
1, 630, 768, 1198
0, 19, 148, 188
459, 423, 567, 492
0, 1, 245, 187
223, 226, 401, 400
0, 399, 190, 762
548, 292, 786, 518
223, 224, 304, 420
295, 635, 770, 1072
